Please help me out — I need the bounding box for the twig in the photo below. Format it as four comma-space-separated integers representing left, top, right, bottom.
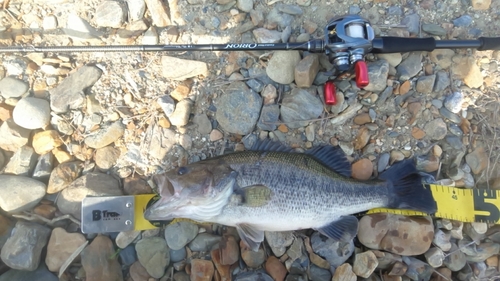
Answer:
12, 213, 81, 226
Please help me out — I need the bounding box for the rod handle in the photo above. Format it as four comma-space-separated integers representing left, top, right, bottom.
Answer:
371, 37, 436, 53
478, 37, 500, 50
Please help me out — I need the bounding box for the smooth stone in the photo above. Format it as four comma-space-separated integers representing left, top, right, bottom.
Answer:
0, 77, 29, 98
0, 175, 46, 213
126, 0, 146, 21
363, 60, 389, 92
136, 237, 170, 278
265, 231, 294, 257
397, 52, 422, 80
94, 1, 126, 28
0, 263, 57, 281
169, 247, 187, 263
266, 51, 301, 84
116, 230, 141, 249
84, 121, 125, 149
192, 114, 212, 135
119, 244, 137, 266
45, 227, 87, 272
164, 221, 199, 251
64, 13, 103, 40
280, 88, 323, 128
188, 233, 222, 252
161, 56, 208, 80
424, 118, 448, 140
81, 235, 123, 281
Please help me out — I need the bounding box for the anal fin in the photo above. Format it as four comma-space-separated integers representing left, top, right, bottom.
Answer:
316, 215, 359, 241
236, 223, 264, 252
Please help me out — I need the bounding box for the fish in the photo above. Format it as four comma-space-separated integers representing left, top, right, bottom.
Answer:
144, 139, 437, 251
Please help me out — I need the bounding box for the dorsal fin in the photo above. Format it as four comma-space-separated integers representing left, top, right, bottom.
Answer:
305, 145, 352, 177
249, 138, 295, 152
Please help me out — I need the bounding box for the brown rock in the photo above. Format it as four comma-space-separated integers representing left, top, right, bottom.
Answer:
47, 161, 83, 194
388, 261, 407, 275
190, 259, 214, 281
451, 55, 483, 88
416, 154, 439, 173
220, 235, 239, 265
294, 54, 319, 88
52, 147, 74, 163
411, 127, 426, 140
265, 256, 287, 281
390, 150, 405, 164
81, 235, 123, 281
352, 251, 379, 278
33, 204, 57, 220
353, 127, 371, 150
352, 158, 373, 181
170, 80, 193, 101
124, 175, 153, 195
303, 20, 318, 34
407, 102, 422, 124
158, 117, 171, 128
466, 146, 488, 174
240, 240, 265, 268
420, 0, 434, 9
261, 84, 278, 105
472, 0, 491, 10
0, 119, 31, 152
430, 49, 455, 69
358, 214, 434, 256
144, 0, 171, 27
353, 113, 372, 125
399, 81, 411, 95
278, 124, 288, 133
95, 146, 121, 170
130, 261, 151, 281
432, 267, 452, 281
210, 129, 223, 141
46, 227, 87, 272
332, 263, 357, 281
211, 249, 231, 281
0, 214, 14, 248
0, 104, 13, 121
250, 10, 264, 27
32, 130, 63, 155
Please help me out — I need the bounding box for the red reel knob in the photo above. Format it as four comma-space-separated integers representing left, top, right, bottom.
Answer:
355, 60, 369, 88
323, 81, 336, 105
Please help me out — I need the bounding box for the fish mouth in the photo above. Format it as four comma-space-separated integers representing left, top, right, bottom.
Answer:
143, 175, 178, 221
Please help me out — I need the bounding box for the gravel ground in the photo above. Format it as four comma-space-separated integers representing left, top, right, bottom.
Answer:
1, 0, 500, 280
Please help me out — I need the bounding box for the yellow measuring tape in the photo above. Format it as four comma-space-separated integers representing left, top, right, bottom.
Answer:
133, 184, 500, 231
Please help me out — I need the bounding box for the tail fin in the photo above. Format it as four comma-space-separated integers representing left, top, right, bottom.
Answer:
379, 159, 437, 214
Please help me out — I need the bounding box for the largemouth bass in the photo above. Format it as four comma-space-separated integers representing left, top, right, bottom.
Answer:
144, 139, 437, 251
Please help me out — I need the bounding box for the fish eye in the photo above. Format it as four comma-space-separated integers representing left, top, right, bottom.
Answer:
177, 167, 188, 175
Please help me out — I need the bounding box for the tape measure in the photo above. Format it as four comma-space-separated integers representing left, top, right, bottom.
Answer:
81, 184, 500, 233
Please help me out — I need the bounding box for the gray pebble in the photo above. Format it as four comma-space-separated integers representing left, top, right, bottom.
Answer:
281, 26, 292, 43
444, 91, 464, 113
364, 60, 389, 92
13, 97, 51, 130
377, 153, 390, 172
169, 99, 194, 127
212, 17, 221, 29
309, 265, 331, 281
157, 95, 175, 117
235, 271, 274, 281
432, 99, 443, 109
348, 5, 361, 14
266, 7, 294, 29
397, 52, 422, 80
422, 23, 447, 36
446, 136, 464, 150
280, 88, 323, 129
443, 243, 466, 271
84, 121, 125, 149
126, 0, 146, 21
453, 15, 472, 27
193, 114, 212, 135
0, 175, 45, 213
237, 0, 253, 13
246, 79, 265, 93
94, 1, 126, 28
169, 247, 187, 263
313, 72, 330, 86
65, 13, 103, 40
424, 118, 447, 140
164, 221, 199, 251
264, 231, 294, 257
4, 146, 38, 176
278, 4, 303, 15
0, 77, 29, 98
401, 13, 420, 34
257, 104, 279, 131
2, 56, 28, 76
434, 71, 450, 92
416, 75, 436, 94
448, 123, 463, 136
310, 232, 354, 269
387, 6, 402, 15
289, 254, 309, 274
0, 263, 58, 281
188, 233, 221, 252
469, 28, 482, 37
216, 1, 236, 12
32, 153, 53, 182
136, 237, 170, 278
439, 107, 461, 123
119, 245, 137, 266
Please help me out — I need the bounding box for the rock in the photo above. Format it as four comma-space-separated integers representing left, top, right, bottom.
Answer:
0, 119, 31, 152
265, 231, 294, 257
119, 244, 137, 266
237, 0, 253, 12
397, 53, 422, 80
309, 265, 331, 281
189, 233, 222, 252
161, 56, 208, 80
45, 227, 87, 272
12, 97, 50, 130
174, 272, 191, 281
217, 235, 238, 266
453, 15, 472, 27
0, 104, 13, 121
434, 71, 450, 92
352, 158, 373, 180
130, 261, 151, 281
116, 230, 141, 249
266, 7, 294, 29
47, 161, 83, 194
0, 175, 45, 213
416, 75, 436, 94
126, 0, 146, 21
32, 130, 63, 154
0, 263, 58, 281
439, 107, 461, 124
241, 240, 266, 268
287, 237, 304, 261
424, 118, 447, 140
425, 247, 444, 268
261, 84, 278, 105
250, 10, 265, 27
412, 127, 426, 140
136, 237, 169, 278
170, 80, 193, 102
364, 60, 389, 92
422, 23, 446, 36
278, 4, 303, 15
416, 154, 439, 173
144, 0, 170, 26
57, 172, 122, 219
353, 251, 378, 278
84, 121, 125, 149
430, 49, 455, 69
451, 55, 483, 88
466, 147, 488, 174
281, 25, 292, 42
235, 271, 274, 281
64, 13, 104, 40
246, 79, 265, 93
157, 95, 175, 117
377, 53, 402, 67
353, 127, 371, 150
296, 33, 310, 42
169, 99, 193, 127
0, 221, 51, 271
142, 26, 158, 44
211, 248, 231, 281
193, 114, 212, 135
280, 88, 323, 128
266, 51, 301, 84
123, 175, 152, 195
81, 235, 123, 281
265, 256, 286, 281
4, 146, 37, 176
94, 1, 125, 28
444, 92, 463, 113
403, 256, 433, 281
49, 65, 102, 113
358, 214, 434, 256
144, 126, 176, 160
472, 0, 491, 10
257, 104, 279, 131
401, 13, 420, 34
170, 247, 187, 263
464, 242, 500, 262
164, 221, 199, 251
311, 232, 354, 269
95, 146, 120, 170
210, 129, 223, 141
216, 82, 262, 135
433, 229, 452, 251
0, 77, 29, 98
332, 263, 357, 281
191, 259, 215, 281
32, 153, 53, 182
253, 28, 281, 43
443, 243, 466, 271
295, 55, 320, 88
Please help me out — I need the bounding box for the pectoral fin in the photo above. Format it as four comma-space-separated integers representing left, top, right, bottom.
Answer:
233, 185, 272, 207
236, 223, 264, 252
316, 215, 359, 241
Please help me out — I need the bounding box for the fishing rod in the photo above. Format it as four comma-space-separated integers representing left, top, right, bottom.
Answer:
3, 15, 500, 104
